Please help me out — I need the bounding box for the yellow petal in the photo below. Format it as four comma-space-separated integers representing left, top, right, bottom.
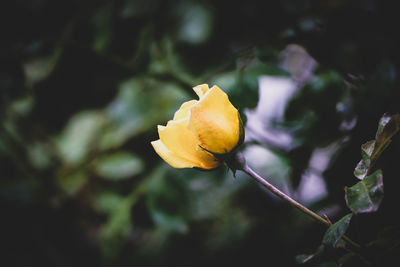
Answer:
173, 100, 197, 120
193, 84, 210, 98
151, 140, 196, 168
188, 85, 239, 154
158, 120, 220, 169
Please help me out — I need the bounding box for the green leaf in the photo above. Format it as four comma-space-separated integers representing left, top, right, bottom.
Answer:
100, 196, 136, 260
296, 245, 325, 264
94, 152, 144, 180
323, 214, 353, 248
335, 239, 347, 249
177, 3, 213, 45
56, 111, 106, 165
345, 170, 384, 214
94, 191, 125, 214
57, 170, 87, 196
354, 140, 375, 179
145, 165, 189, 233
354, 113, 400, 179
100, 78, 187, 149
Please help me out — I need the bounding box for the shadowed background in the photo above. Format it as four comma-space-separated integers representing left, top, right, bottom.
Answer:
1, 0, 400, 266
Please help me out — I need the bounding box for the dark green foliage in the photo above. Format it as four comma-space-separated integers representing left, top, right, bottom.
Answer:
323, 214, 353, 248
345, 170, 384, 214
344, 113, 399, 215
2, 1, 400, 267
354, 114, 400, 179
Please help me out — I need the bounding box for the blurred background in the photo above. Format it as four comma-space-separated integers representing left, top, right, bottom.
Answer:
1, 0, 400, 266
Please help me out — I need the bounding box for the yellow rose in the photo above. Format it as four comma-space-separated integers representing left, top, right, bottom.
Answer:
151, 84, 243, 169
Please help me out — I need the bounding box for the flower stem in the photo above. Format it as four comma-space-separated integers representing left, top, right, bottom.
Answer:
241, 163, 361, 249
242, 164, 330, 226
